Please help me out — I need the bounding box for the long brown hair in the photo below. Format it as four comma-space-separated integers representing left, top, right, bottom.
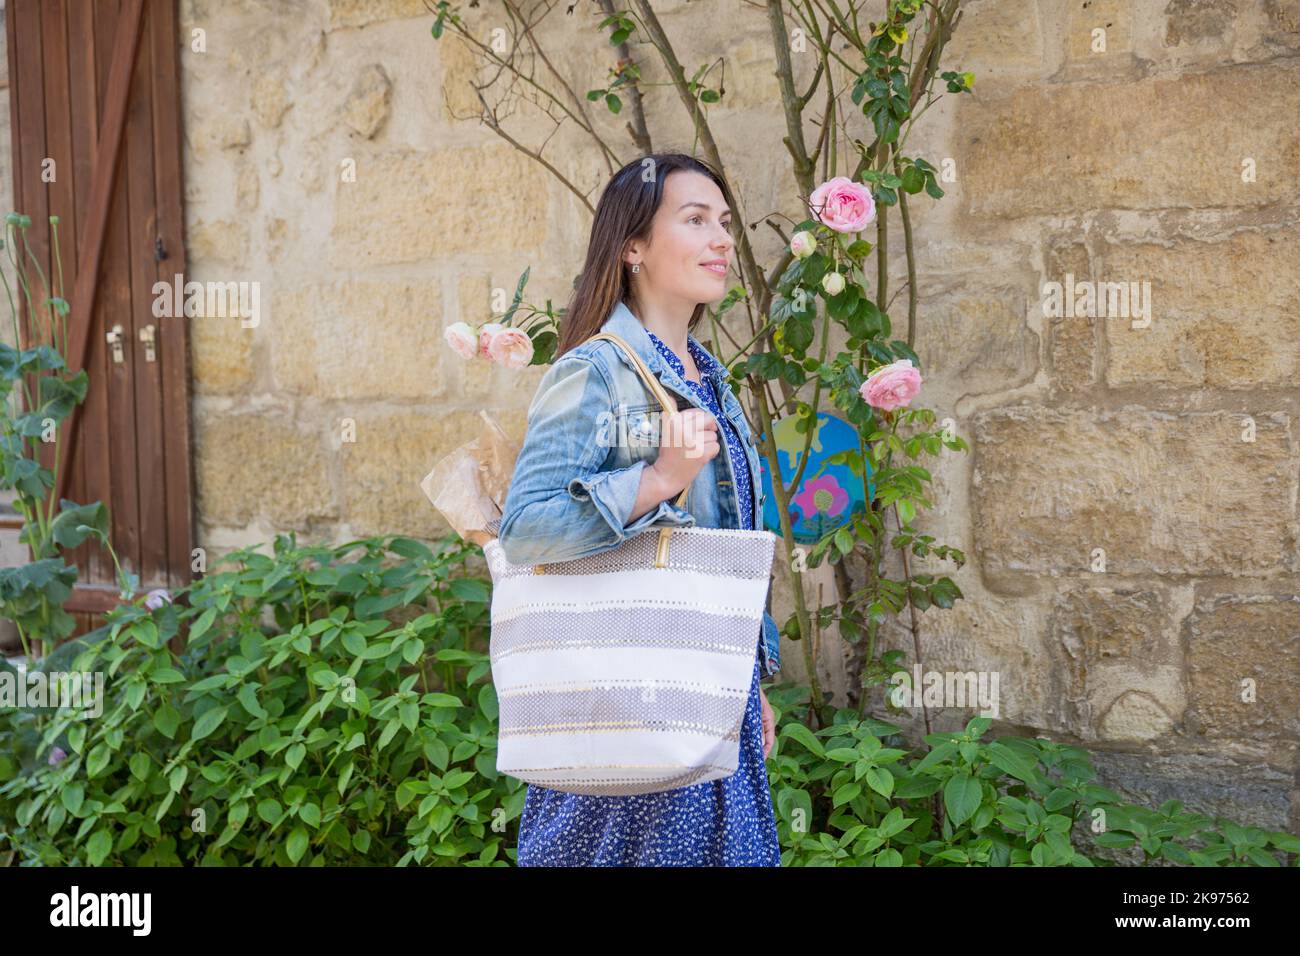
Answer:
556, 152, 738, 357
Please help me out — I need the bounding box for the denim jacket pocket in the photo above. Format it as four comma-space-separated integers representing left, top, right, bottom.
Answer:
608, 402, 661, 468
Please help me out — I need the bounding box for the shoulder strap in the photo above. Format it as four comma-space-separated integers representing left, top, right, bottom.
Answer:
585, 331, 690, 512
587, 332, 676, 414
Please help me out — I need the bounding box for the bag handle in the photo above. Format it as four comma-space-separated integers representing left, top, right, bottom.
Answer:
586, 331, 691, 514
535, 330, 692, 573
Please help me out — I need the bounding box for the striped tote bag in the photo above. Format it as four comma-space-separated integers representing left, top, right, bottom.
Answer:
483, 331, 777, 796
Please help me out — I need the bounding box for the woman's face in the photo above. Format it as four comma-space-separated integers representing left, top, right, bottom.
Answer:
626, 170, 735, 306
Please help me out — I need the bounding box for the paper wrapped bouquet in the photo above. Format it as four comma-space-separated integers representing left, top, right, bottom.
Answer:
419, 409, 519, 547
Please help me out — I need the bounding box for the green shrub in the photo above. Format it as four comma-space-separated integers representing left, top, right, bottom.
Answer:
4, 529, 1295, 866
762, 685, 1300, 867
0, 532, 518, 866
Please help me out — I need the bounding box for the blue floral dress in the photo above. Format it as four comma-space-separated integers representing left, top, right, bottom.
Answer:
513, 331, 780, 867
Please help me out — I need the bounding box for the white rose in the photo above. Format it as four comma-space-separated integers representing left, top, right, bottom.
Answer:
822, 271, 846, 296
444, 322, 478, 360
790, 230, 817, 259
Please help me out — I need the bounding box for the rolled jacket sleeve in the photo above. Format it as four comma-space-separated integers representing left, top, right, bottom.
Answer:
496, 351, 693, 567
760, 568, 781, 678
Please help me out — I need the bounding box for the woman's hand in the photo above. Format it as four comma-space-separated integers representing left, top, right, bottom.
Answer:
649, 408, 719, 498
759, 686, 775, 759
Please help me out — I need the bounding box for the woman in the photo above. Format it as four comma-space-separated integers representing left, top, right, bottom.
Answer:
496, 152, 782, 866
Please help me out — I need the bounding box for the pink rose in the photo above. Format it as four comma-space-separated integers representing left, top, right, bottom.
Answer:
477, 323, 505, 358
808, 176, 876, 233
487, 327, 534, 369
860, 358, 922, 411
444, 322, 478, 359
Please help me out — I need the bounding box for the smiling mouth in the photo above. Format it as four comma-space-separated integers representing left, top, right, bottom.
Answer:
700, 263, 727, 275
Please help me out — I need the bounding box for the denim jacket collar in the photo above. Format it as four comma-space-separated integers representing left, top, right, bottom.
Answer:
598, 299, 728, 409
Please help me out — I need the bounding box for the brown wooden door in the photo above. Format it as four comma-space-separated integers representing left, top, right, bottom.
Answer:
4, 0, 193, 636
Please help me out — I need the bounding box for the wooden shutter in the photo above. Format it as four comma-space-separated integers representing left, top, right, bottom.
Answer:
4, 0, 193, 636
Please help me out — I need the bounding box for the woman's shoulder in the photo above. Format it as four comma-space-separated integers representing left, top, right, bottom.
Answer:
562, 334, 623, 369
550, 335, 643, 393
526, 341, 621, 420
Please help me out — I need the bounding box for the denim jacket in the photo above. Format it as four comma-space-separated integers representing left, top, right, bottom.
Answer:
496, 298, 782, 678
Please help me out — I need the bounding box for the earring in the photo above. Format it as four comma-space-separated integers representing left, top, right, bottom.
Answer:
630, 263, 641, 273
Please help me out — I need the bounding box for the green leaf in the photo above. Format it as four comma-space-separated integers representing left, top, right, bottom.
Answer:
237, 683, 266, 719
153, 702, 181, 739
400, 700, 419, 733
86, 743, 111, 778
299, 803, 321, 828
378, 718, 402, 751
833, 782, 862, 806
61, 783, 85, 815
944, 772, 982, 827
129, 752, 152, 781
1094, 831, 1136, 849
985, 741, 1041, 786
900, 165, 925, 194
257, 798, 283, 825
168, 765, 188, 793
897, 498, 915, 525
865, 766, 894, 799
780, 722, 826, 757
477, 683, 498, 722
187, 606, 218, 644
153, 790, 175, 822
49, 501, 108, 550
286, 826, 309, 864
191, 706, 228, 742
85, 829, 113, 865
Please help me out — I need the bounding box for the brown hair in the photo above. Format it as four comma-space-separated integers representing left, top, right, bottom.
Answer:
556, 152, 738, 357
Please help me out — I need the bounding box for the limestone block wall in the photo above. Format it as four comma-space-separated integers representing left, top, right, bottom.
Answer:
888, 0, 1300, 830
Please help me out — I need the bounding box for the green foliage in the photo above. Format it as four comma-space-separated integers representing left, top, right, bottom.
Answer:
4, 529, 1291, 868
0, 213, 135, 657
0, 533, 519, 866
762, 700, 1300, 867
